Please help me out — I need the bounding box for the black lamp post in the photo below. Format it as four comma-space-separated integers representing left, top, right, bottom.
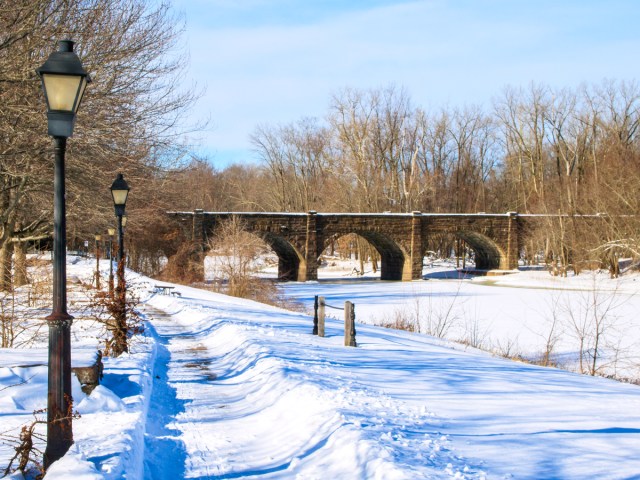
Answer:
110, 174, 130, 355
37, 39, 90, 469
107, 228, 115, 297
94, 234, 101, 289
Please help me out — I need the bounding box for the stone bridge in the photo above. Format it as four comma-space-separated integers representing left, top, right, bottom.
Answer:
168, 210, 543, 281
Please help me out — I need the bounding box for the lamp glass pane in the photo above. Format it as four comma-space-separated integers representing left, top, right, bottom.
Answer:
74, 78, 88, 113
111, 189, 129, 205
42, 74, 82, 112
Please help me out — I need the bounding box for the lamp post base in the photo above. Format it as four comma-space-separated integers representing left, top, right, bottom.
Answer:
44, 312, 74, 470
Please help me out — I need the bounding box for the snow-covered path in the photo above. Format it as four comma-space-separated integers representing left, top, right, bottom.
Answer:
143, 291, 478, 479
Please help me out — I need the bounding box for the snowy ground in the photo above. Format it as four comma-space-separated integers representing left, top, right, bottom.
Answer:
1, 256, 640, 479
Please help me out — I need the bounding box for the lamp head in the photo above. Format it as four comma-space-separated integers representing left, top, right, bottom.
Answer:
110, 173, 130, 216
36, 40, 91, 138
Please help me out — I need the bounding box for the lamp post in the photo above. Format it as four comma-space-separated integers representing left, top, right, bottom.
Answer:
94, 234, 101, 289
107, 228, 115, 298
37, 39, 90, 469
110, 174, 130, 355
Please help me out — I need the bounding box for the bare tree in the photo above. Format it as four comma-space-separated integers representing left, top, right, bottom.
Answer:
563, 274, 626, 375
0, 0, 201, 287
252, 117, 331, 212
207, 216, 269, 298
414, 109, 455, 212
493, 84, 550, 213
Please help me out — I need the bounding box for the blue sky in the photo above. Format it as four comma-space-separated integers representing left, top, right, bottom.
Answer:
171, 0, 640, 168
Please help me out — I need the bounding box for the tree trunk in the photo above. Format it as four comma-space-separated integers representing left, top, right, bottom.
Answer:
14, 241, 28, 287
0, 242, 14, 292
371, 250, 379, 273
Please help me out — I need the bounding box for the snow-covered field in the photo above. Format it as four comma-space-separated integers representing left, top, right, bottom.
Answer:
1, 256, 640, 479
283, 258, 640, 381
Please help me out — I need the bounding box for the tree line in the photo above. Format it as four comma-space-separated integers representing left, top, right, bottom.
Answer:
219, 82, 640, 218
169, 82, 640, 275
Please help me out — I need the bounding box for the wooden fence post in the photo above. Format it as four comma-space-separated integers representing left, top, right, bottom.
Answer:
344, 301, 357, 347
313, 295, 319, 335
318, 296, 325, 337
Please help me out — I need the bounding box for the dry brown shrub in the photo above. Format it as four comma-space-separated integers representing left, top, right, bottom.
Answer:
160, 242, 204, 284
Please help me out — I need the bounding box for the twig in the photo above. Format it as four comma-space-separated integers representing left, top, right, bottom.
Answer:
0, 374, 36, 393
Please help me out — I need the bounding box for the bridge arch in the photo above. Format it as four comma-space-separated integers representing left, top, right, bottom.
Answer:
455, 231, 505, 270
200, 217, 308, 282
261, 232, 305, 281
323, 231, 408, 280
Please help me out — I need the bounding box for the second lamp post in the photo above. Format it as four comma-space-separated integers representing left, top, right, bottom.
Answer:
110, 174, 130, 355
110, 173, 129, 264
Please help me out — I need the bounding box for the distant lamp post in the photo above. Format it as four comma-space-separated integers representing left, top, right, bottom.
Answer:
107, 228, 115, 297
110, 173, 130, 355
37, 39, 90, 469
94, 234, 102, 289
